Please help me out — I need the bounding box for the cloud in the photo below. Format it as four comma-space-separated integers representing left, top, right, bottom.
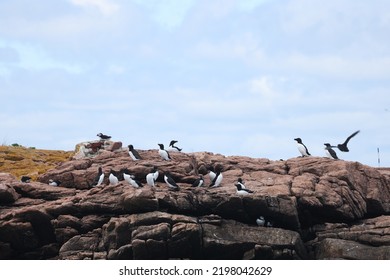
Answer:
132, 0, 195, 30
70, 0, 120, 16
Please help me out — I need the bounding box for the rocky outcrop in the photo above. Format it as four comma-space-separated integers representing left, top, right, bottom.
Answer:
0, 146, 389, 259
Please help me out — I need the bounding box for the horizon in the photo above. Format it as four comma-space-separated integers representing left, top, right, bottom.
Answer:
1, 0, 389, 168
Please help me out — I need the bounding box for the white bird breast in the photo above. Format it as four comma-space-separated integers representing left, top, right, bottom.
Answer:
298, 144, 308, 156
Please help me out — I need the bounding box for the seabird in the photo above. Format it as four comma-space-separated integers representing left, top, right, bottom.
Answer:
169, 140, 182, 152
94, 166, 104, 187
333, 130, 360, 152
324, 143, 338, 159
208, 166, 216, 182
128, 144, 142, 160
21, 176, 31, 183
256, 216, 265, 227
235, 183, 253, 195
97, 133, 111, 140
191, 175, 204, 187
126, 173, 143, 188
164, 172, 180, 191
236, 178, 247, 189
146, 166, 159, 187
48, 179, 61, 186
210, 165, 223, 187
109, 169, 119, 185
158, 144, 171, 161
294, 138, 311, 157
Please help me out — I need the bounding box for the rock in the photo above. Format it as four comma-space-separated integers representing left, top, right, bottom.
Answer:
0, 184, 19, 203
1, 147, 390, 259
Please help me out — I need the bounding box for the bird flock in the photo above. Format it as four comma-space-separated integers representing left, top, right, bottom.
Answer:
18, 131, 360, 227
294, 130, 360, 160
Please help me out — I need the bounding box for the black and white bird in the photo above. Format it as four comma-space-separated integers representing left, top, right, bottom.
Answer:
123, 169, 143, 188
191, 175, 204, 187
109, 169, 119, 185
94, 166, 104, 187
324, 143, 338, 159
128, 145, 142, 160
48, 179, 61, 186
294, 138, 311, 157
97, 133, 111, 141
169, 140, 182, 152
235, 183, 253, 195
333, 130, 360, 152
158, 144, 171, 161
236, 178, 247, 189
164, 172, 180, 191
208, 166, 216, 182
21, 175, 31, 183
146, 166, 159, 187
210, 166, 223, 187
256, 216, 266, 227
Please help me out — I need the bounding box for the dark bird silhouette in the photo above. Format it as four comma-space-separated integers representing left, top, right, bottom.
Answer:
21, 175, 31, 183
324, 143, 338, 159
294, 138, 311, 157
97, 133, 111, 140
169, 140, 182, 152
333, 130, 360, 152
128, 144, 142, 160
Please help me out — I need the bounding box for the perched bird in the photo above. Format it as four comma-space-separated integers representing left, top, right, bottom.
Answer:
109, 169, 119, 185
21, 176, 31, 183
324, 143, 338, 159
48, 179, 61, 186
192, 175, 204, 187
256, 216, 266, 227
158, 144, 171, 161
146, 166, 159, 187
128, 145, 142, 160
236, 178, 247, 189
210, 166, 223, 187
123, 171, 143, 188
294, 138, 311, 157
169, 140, 182, 152
208, 166, 216, 182
333, 130, 360, 152
164, 172, 180, 191
94, 166, 104, 187
235, 183, 253, 195
97, 133, 111, 141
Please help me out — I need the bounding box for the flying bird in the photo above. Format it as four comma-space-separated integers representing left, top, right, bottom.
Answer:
294, 138, 311, 157
333, 130, 360, 152
324, 143, 338, 159
169, 140, 182, 152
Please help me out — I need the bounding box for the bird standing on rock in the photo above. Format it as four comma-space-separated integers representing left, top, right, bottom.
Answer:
146, 166, 159, 187
158, 144, 171, 161
294, 138, 311, 157
235, 183, 253, 195
128, 144, 142, 160
192, 175, 204, 187
97, 133, 111, 141
164, 172, 180, 191
109, 169, 119, 185
210, 165, 223, 187
324, 143, 338, 159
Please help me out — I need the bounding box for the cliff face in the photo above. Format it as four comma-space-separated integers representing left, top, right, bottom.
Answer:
0, 144, 389, 260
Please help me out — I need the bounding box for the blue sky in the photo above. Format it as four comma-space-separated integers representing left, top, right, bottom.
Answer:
0, 0, 389, 167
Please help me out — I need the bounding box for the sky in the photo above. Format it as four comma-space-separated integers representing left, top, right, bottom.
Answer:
0, 0, 389, 167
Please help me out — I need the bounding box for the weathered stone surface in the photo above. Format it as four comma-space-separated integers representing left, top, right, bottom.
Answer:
0, 146, 389, 259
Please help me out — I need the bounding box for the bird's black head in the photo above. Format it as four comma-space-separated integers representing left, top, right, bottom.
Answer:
158, 144, 164, 149
238, 178, 243, 183
294, 138, 302, 143
324, 143, 331, 147
128, 144, 134, 150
